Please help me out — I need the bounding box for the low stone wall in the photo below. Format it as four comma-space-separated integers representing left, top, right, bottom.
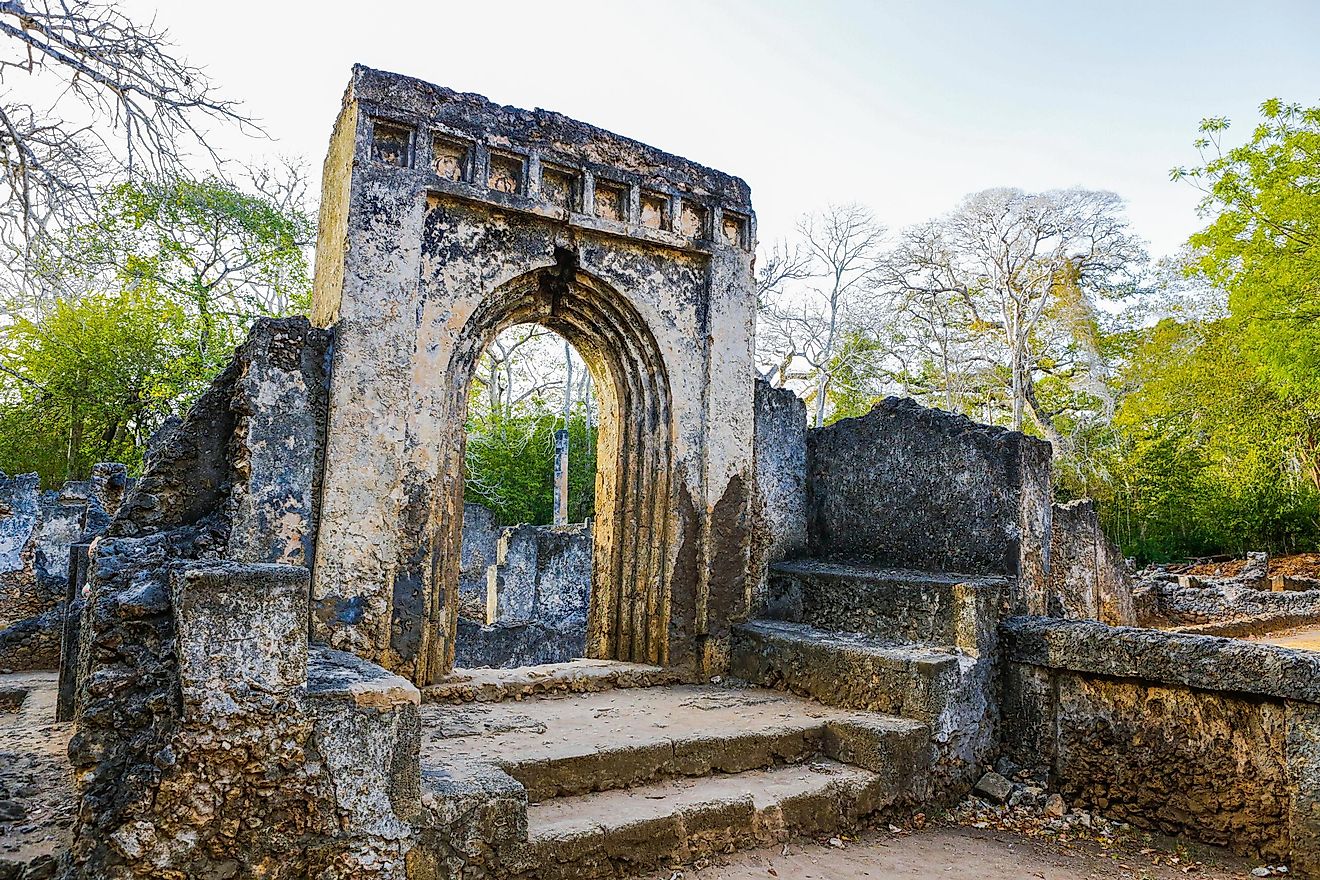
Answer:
0, 464, 128, 671
459, 502, 500, 620
67, 317, 338, 878
1137, 577, 1320, 631
805, 397, 1052, 614
455, 522, 592, 668
1001, 617, 1320, 871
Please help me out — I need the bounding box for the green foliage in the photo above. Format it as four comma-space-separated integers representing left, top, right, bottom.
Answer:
1173, 99, 1320, 398
1056, 319, 1320, 561
0, 290, 198, 483
0, 174, 313, 484
464, 404, 598, 526
823, 330, 888, 423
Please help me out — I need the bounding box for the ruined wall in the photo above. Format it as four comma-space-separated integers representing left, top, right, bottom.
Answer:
1135, 575, 1320, 633
459, 502, 500, 620
0, 464, 128, 671
1048, 499, 1135, 625
310, 66, 758, 682
805, 397, 1052, 613
67, 317, 341, 878
750, 379, 807, 613
457, 522, 592, 668
1001, 617, 1320, 870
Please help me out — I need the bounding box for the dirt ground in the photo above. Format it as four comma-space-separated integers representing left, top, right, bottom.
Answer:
664, 825, 1265, 880
0, 671, 74, 873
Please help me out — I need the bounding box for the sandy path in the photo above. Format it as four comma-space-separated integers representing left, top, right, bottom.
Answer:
657, 825, 1262, 880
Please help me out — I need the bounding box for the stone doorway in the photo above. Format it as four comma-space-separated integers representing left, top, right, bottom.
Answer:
454, 324, 603, 669
433, 261, 674, 677
308, 67, 759, 685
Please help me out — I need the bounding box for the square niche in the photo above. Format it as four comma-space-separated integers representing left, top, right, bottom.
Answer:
433, 136, 471, 182
679, 200, 707, 238
721, 211, 748, 249
488, 152, 525, 195
640, 191, 670, 231
593, 179, 627, 222
541, 164, 581, 211
371, 119, 414, 167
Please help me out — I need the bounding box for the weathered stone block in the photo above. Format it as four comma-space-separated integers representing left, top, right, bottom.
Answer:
172, 562, 309, 716
762, 560, 1003, 652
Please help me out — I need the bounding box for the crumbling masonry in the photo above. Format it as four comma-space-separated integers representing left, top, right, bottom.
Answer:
2, 65, 1320, 879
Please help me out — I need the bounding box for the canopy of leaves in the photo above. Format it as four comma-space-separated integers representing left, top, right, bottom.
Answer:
0, 174, 312, 484
465, 406, 598, 526
1174, 99, 1320, 399
0, 289, 197, 482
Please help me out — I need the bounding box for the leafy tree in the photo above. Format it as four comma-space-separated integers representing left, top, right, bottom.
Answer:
0, 290, 196, 483
1173, 99, 1320, 399
464, 405, 598, 526
0, 174, 313, 484
55, 175, 313, 372
1057, 318, 1320, 561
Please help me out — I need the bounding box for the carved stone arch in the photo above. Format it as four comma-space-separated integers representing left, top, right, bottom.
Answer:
417, 259, 677, 680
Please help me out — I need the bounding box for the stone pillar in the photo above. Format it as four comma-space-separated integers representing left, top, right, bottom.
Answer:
553, 428, 569, 527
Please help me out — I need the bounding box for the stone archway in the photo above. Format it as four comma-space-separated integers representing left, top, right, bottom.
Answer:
425, 256, 676, 679
308, 66, 759, 686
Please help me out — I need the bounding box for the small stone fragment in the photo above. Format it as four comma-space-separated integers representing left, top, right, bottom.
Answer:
973, 771, 1014, 804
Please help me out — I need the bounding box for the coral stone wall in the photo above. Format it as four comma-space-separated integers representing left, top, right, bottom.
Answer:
750, 379, 808, 612
1048, 499, 1135, 625
1001, 617, 1320, 870
805, 397, 1052, 613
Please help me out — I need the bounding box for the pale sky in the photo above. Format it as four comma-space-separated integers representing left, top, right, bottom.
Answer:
132, 0, 1320, 257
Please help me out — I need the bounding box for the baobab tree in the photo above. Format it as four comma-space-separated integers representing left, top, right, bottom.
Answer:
757, 203, 888, 427
881, 188, 1145, 445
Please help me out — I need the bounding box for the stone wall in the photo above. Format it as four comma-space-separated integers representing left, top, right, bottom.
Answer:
1001, 617, 1320, 870
750, 379, 808, 613
1136, 577, 1320, 633
805, 397, 1052, 613
66, 317, 350, 878
1048, 499, 1135, 625
456, 522, 592, 668
0, 464, 128, 671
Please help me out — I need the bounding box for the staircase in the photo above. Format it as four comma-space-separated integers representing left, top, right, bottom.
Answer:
414, 666, 928, 879
731, 560, 1005, 786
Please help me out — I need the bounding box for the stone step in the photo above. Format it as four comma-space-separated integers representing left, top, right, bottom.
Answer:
731, 618, 966, 721
765, 560, 1004, 652
504, 759, 894, 879
730, 618, 994, 791
419, 683, 927, 804
422, 658, 684, 704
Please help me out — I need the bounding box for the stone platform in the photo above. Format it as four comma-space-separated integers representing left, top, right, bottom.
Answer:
415, 672, 927, 877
